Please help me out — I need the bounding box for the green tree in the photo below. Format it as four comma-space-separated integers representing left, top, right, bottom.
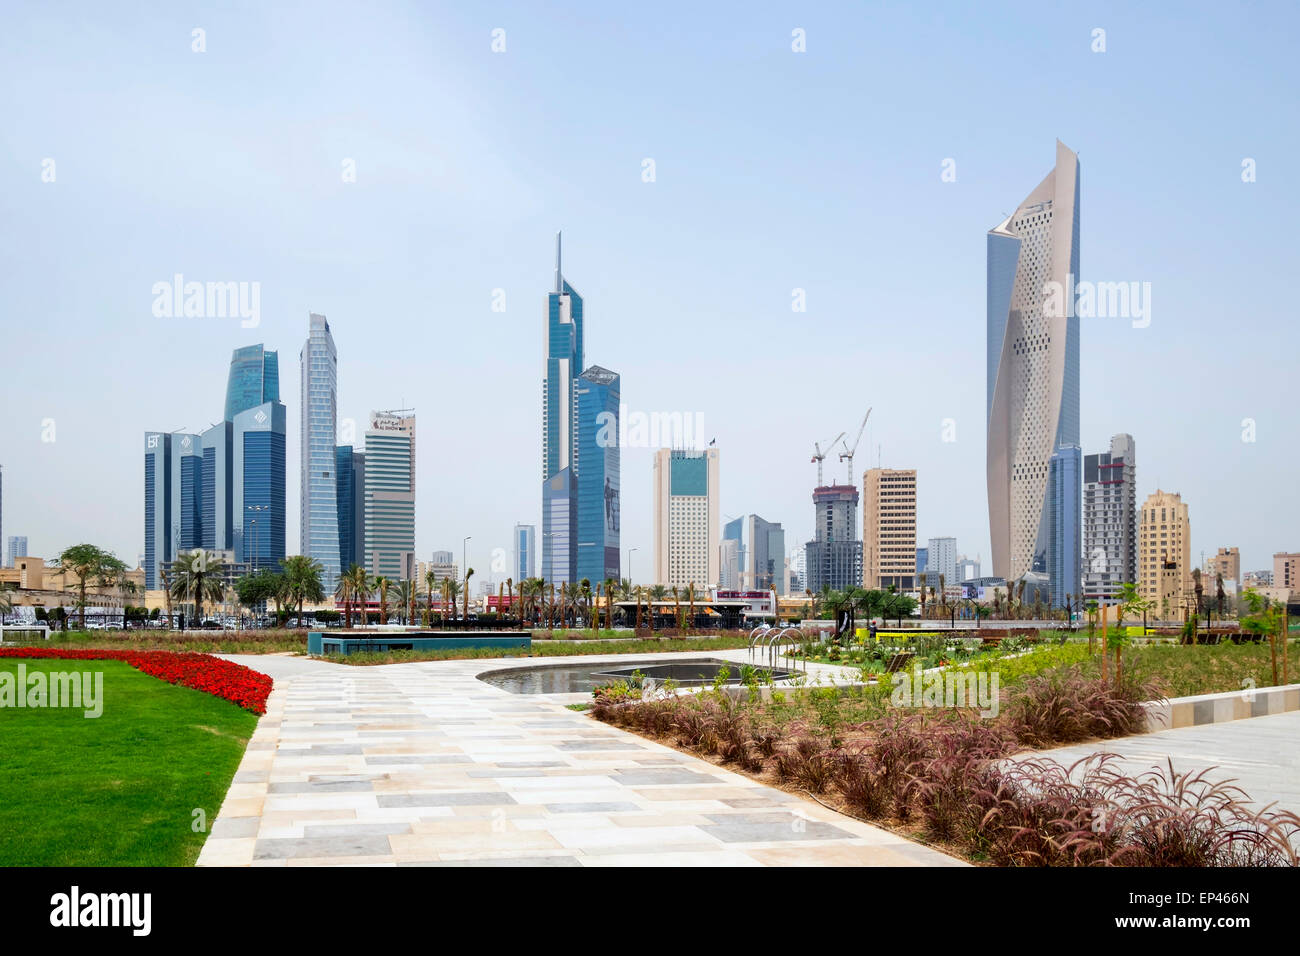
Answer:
234, 569, 283, 621
281, 555, 326, 627
337, 564, 371, 629
169, 549, 227, 626
56, 544, 128, 629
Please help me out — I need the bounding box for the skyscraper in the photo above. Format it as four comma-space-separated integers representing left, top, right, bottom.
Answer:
863, 468, 916, 590
541, 233, 584, 586
1138, 490, 1191, 612
805, 484, 862, 594
364, 410, 416, 581
225, 344, 280, 420
335, 445, 365, 572
1082, 433, 1136, 605
1046, 443, 1082, 609
926, 536, 958, 585
540, 234, 621, 587
147, 346, 285, 584
300, 313, 340, 589
513, 524, 536, 582
987, 140, 1081, 587
6, 536, 27, 568
652, 447, 720, 589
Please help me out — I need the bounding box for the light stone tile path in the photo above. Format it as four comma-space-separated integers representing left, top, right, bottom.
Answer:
1023, 709, 1300, 821
197, 652, 963, 867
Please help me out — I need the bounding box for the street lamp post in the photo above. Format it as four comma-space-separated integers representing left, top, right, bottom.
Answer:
627, 547, 638, 585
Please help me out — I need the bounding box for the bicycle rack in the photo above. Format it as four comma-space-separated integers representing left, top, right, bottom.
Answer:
748, 623, 771, 664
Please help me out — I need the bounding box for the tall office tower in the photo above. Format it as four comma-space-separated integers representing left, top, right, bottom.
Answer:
1082, 433, 1136, 605
300, 313, 340, 589
227, 346, 286, 573
957, 555, 981, 581
926, 537, 958, 584
1138, 490, 1191, 612
574, 366, 620, 585
1206, 547, 1240, 585
513, 524, 536, 582
364, 411, 416, 580
541, 233, 583, 585
652, 447, 720, 589
1046, 443, 1082, 609
335, 446, 365, 572
744, 515, 786, 593
805, 484, 863, 593
862, 468, 916, 590
6, 536, 28, 568
143, 431, 201, 589
718, 538, 741, 589
987, 140, 1081, 588
225, 344, 280, 420
722, 517, 744, 585
200, 422, 233, 553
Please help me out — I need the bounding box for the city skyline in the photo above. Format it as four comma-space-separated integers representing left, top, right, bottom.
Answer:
3, 3, 1297, 580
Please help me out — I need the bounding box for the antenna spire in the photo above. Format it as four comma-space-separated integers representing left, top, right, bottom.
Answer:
554, 231, 562, 294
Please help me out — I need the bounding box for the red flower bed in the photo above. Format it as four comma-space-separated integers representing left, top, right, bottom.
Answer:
0, 647, 273, 714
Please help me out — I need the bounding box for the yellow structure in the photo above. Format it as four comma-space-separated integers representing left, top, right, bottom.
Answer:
862, 468, 917, 590
1138, 490, 1191, 614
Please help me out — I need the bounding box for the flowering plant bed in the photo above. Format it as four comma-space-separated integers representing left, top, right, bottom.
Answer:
0, 647, 272, 714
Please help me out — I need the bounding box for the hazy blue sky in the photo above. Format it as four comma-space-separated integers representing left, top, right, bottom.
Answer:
2, 1, 1297, 581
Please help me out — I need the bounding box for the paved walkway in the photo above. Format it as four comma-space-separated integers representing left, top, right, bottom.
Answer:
198, 653, 962, 867
1026, 710, 1300, 819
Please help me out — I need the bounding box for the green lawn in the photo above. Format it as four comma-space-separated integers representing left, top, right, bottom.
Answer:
0, 659, 257, 866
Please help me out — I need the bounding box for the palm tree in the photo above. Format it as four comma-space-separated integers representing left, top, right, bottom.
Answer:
375, 576, 391, 625
170, 549, 227, 626
0, 585, 14, 622
342, 564, 371, 627
394, 580, 415, 625
604, 577, 618, 629
445, 578, 462, 624
671, 586, 681, 632
463, 568, 475, 620
687, 582, 697, 635
281, 555, 326, 627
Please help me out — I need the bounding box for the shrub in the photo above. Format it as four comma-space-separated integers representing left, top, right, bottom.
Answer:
1005, 667, 1158, 746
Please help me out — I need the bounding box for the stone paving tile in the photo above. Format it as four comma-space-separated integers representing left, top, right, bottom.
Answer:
199, 653, 965, 868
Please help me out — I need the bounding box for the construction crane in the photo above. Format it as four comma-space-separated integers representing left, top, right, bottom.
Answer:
811, 431, 845, 487
838, 408, 872, 485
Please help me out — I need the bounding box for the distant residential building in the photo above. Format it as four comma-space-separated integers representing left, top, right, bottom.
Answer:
335, 446, 365, 572
862, 468, 915, 590
806, 484, 862, 594
364, 410, 416, 581
513, 524, 536, 582
1275, 553, 1300, 593
300, 313, 340, 590
6, 535, 28, 568
789, 548, 806, 593
1082, 434, 1137, 605
417, 557, 459, 587
1205, 547, 1240, 586
957, 555, 980, 581
652, 447, 720, 589
1139, 490, 1191, 613
1243, 569, 1273, 588
926, 537, 957, 585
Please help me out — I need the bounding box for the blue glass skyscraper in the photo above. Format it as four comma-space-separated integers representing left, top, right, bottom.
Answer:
574, 366, 620, 585
541, 232, 584, 586
1047, 443, 1082, 609
225, 344, 280, 420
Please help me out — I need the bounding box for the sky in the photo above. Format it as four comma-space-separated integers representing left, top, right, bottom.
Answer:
1, 0, 1297, 582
